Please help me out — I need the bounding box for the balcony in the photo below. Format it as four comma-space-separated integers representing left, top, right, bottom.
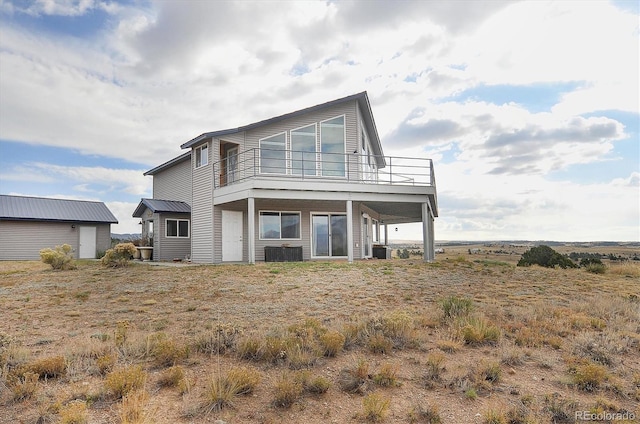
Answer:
213, 148, 436, 189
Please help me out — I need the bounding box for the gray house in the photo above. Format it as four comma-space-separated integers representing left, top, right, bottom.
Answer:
136, 92, 438, 263
0, 195, 118, 260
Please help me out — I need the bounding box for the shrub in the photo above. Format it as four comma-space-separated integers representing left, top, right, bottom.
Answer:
148, 333, 188, 367
104, 365, 147, 399
441, 296, 473, 320
40, 244, 76, 270
59, 400, 88, 424
338, 358, 370, 394
517, 245, 576, 268
95, 353, 116, 375
120, 389, 153, 424
362, 392, 390, 422
572, 363, 608, 391
272, 372, 303, 408
479, 361, 501, 384
194, 323, 241, 355
157, 365, 186, 389
408, 402, 442, 423
585, 263, 607, 274
27, 355, 67, 379
368, 333, 393, 354
8, 371, 39, 401
305, 375, 331, 394
235, 335, 262, 360
101, 243, 137, 268
203, 366, 260, 412
482, 407, 506, 424
422, 353, 446, 388
319, 330, 345, 357
460, 316, 501, 345
225, 366, 261, 395
373, 362, 399, 387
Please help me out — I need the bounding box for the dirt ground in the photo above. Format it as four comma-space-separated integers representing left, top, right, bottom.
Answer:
1, 246, 639, 423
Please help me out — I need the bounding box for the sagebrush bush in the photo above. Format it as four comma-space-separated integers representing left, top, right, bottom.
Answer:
148, 333, 188, 367
422, 352, 446, 388
572, 362, 608, 391
58, 400, 88, 424
120, 389, 153, 424
194, 323, 241, 355
7, 371, 39, 401
305, 375, 331, 394
157, 365, 186, 389
409, 402, 442, 423
441, 296, 473, 320
104, 365, 147, 399
362, 391, 390, 422
367, 333, 393, 354
26, 355, 67, 379
101, 243, 137, 268
338, 358, 370, 394
319, 330, 345, 357
272, 372, 303, 408
373, 362, 398, 387
40, 244, 76, 270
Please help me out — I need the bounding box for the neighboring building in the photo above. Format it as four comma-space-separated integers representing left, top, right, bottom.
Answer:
0, 195, 118, 260
135, 91, 438, 264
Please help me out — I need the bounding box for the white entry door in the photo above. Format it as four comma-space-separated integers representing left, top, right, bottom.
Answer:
222, 210, 243, 262
79, 226, 97, 259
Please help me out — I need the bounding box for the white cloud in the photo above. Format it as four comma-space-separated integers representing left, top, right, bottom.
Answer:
106, 200, 141, 234
27, 162, 152, 195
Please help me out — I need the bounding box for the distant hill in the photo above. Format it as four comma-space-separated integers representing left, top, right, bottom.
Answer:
111, 233, 141, 241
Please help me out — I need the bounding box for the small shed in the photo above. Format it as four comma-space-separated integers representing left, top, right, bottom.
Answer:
132, 198, 191, 261
0, 195, 118, 260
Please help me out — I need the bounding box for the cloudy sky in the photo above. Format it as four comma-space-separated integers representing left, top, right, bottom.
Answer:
0, 0, 638, 241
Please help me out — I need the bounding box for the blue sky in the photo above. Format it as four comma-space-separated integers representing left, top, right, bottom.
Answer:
0, 0, 638, 241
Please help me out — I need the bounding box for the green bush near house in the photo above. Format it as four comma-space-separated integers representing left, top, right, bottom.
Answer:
40, 244, 77, 270
517, 245, 577, 269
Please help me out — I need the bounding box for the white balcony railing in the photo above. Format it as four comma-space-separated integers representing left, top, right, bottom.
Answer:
213, 148, 436, 189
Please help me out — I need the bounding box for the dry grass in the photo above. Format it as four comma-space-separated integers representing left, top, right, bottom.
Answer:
0, 250, 638, 423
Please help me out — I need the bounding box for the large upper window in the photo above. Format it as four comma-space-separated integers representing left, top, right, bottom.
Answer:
259, 132, 286, 174
291, 124, 317, 176
320, 116, 345, 177
259, 211, 301, 239
166, 219, 189, 238
195, 144, 208, 168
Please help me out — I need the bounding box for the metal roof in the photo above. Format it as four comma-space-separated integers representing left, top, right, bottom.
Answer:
132, 199, 191, 217
0, 195, 118, 223
179, 92, 385, 166
144, 151, 191, 176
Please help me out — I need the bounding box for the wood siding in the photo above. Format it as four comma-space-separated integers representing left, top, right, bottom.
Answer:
191, 140, 214, 263
0, 221, 111, 260
153, 158, 192, 204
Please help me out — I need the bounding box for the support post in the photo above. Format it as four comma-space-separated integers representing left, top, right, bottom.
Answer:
422, 202, 435, 262
384, 223, 388, 245
347, 200, 353, 263
248, 197, 255, 264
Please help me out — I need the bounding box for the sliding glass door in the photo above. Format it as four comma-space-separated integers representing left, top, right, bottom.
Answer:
312, 214, 347, 257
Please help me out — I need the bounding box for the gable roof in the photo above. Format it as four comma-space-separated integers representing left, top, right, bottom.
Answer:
180, 92, 383, 159
144, 151, 191, 176
132, 198, 191, 217
0, 195, 118, 223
